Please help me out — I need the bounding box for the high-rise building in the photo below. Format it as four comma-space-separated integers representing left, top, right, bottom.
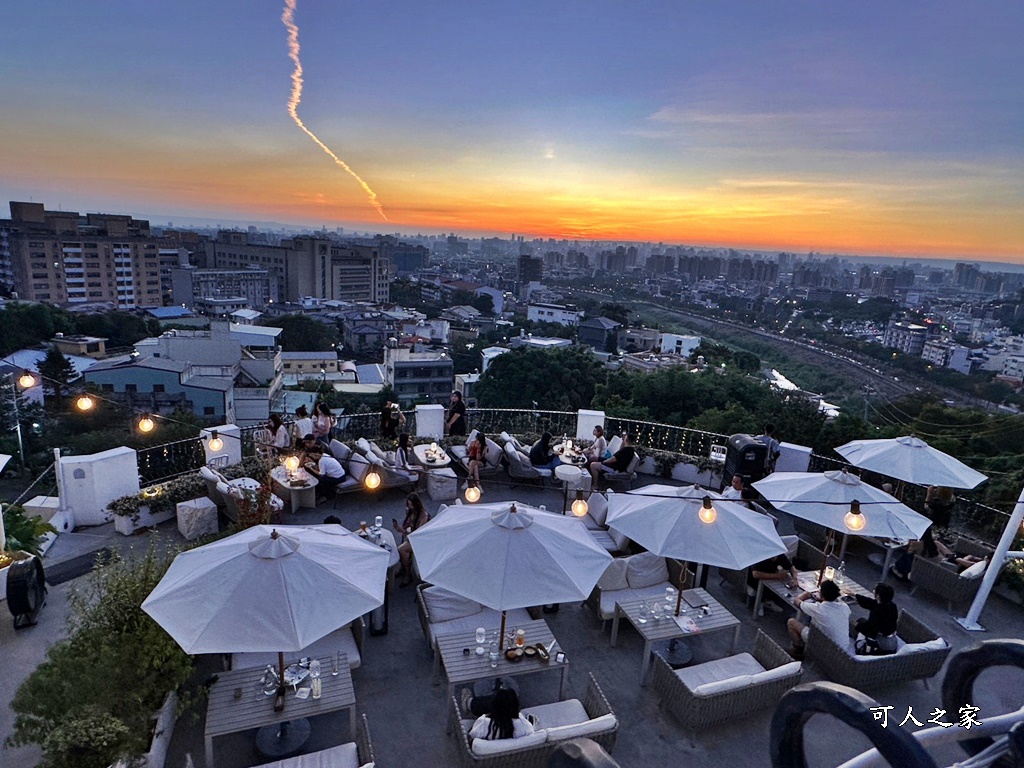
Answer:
1, 201, 185, 308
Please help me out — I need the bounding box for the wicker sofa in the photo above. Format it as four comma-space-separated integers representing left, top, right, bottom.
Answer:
584, 553, 689, 628
416, 583, 534, 655
257, 714, 374, 768
910, 536, 994, 612
449, 672, 617, 768
804, 610, 950, 690
650, 630, 801, 739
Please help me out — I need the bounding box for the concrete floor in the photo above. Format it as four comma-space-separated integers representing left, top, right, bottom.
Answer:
3, 477, 1023, 768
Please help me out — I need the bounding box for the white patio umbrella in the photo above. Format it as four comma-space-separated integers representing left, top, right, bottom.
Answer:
608, 484, 787, 615
408, 501, 611, 648
751, 469, 934, 541
628, 483, 724, 499
835, 435, 987, 490
143, 524, 388, 706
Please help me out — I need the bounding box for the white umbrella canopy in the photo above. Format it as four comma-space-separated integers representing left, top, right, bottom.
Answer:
142, 524, 388, 655
408, 502, 612, 612
607, 485, 787, 570
835, 435, 987, 490
628, 483, 724, 499
752, 469, 933, 540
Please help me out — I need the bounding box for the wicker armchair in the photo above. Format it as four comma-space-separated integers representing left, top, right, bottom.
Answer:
650, 630, 801, 740
910, 537, 994, 613
805, 610, 950, 690
449, 672, 617, 768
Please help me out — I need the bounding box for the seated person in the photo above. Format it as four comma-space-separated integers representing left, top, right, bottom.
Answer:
393, 492, 429, 587
585, 425, 608, 461
722, 475, 745, 500
890, 527, 952, 580
589, 432, 636, 487
529, 432, 559, 471
748, 552, 798, 613
853, 582, 898, 653
465, 687, 536, 741
298, 433, 319, 455
304, 447, 346, 500
467, 431, 489, 483
786, 579, 851, 660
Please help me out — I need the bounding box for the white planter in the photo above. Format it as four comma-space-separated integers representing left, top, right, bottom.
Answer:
109, 691, 177, 768
113, 506, 175, 536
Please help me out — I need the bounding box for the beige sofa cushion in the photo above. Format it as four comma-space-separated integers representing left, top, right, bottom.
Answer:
626, 552, 669, 589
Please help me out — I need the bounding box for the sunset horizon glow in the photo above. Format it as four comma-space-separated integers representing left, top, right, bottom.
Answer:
2, 1, 1021, 263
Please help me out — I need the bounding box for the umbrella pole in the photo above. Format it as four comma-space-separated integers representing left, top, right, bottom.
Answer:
819, 530, 834, 586
274, 651, 286, 712
675, 561, 688, 617
499, 611, 507, 652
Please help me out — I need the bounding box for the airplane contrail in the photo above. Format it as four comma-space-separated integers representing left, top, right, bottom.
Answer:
281, 0, 388, 221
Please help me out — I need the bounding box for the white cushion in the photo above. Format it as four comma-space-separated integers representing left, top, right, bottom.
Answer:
364, 451, 385, 467
521, 699, 588, 729
597, 558, 629, 591
606, 436, 622, 455
675, 652, 764, 690
255, 742, 360, 768
348, 453, 370, 481
692, 676, 752, 696
484, 439, 503, 466
330, 440, 352, 462
587, 493, 609, 527
959, 561, 987, 579
896, 638, 948, 655
356, 437, 373, 455
471, 730, 547, 756
360, 762, 375, 768
545, 713, 618, 742
749, 661, 801, 684
626, 552, 669, 589
596, 584, 669, 620
588, 530, 620, 552
368, 441, 388, 460
781, 535, 800, 559
422, 586, 482, 623
608, 527, 630, 551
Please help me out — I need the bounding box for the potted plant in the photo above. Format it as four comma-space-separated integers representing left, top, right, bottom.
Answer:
109, 487, 176, 536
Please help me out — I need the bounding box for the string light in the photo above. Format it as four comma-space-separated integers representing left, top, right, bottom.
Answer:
18, 371, 37, 389
364, 466, 382, 490
137, 414, 155, 433
207, 430, 224, 452
698, 496, 717, 524
75, 394, 95, 412
844, 499, 866, 531
464, 480, 482, 503
571, 490, 589, 517
284, 454, 301, 471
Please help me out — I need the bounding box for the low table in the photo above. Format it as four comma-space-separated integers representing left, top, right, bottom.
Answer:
436, 618, 569, 730
753, 569, 873, 619
270, 466, 318, 512
413, 444, 452, 469
610, 588, 741, 685
205, 654, 356, 768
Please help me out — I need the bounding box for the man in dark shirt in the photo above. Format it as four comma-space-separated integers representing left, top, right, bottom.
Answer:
854, 582, 898, 652
588, 433, 636, 488
748, 553, 799, 614
445, 391, 467, 436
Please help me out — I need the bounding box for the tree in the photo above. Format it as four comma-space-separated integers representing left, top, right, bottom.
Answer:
471, 293, 494, 316
599, 303, 631, 326
261, 315, 339, 351
73, 313, 154, 349
0, 303, 75, 357
36, 346, 77, 403
475, 347, 604, 410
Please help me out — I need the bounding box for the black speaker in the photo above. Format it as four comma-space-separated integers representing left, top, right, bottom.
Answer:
723, 433, 768, 489
6, 555, 47, 629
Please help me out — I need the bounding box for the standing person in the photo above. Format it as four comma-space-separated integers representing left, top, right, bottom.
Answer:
589, 432, 636, 488
786, 579, 851, 660
445, 391, 467, 436
393, 492, 430, 586
757, 424, 782, 473
924, 485, 956, 531
586, 425, 608, 462
312, 402, 335, 445
529, 432, 559, 471
268, 414, 290, 455
853, 583, 899, 654
304, 447, 346, 502
380, 401, 405, 440
291, 405, 313, 447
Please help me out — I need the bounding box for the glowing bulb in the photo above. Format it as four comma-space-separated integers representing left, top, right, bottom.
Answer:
18, 371, 36, 388
430, 442, 438, 453
699, 496, 717, 524
844, 500, 866, 531
571, 491, 589, 517
208, 430, 224, 452
76, 395, 95, 412
364, 468, 382, 490
137, 415, 155, 433
284, 454, 301, 471
464, 483, 482, 503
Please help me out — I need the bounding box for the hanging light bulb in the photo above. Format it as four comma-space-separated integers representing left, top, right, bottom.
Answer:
284, 454, 301, 471
464, 480, 482, 503
137, 414, 155, 433
207, 430, 224, 452
18, 371, 37, 388
844, 499, 866, 531
75, 394, 95, 412
364, 467, 382, 490
571, 490, 589, 517
699, 496, 717, 524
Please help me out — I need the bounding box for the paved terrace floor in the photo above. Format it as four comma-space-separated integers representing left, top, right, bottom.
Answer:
3, 476, 1023, 768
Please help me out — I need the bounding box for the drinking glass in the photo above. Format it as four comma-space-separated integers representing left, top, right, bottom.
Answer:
488, 650, 499, 669
665, 586, 677, 608
515, 629, 526, 648
652, 602, 665, 622
637, 599, 649, 624
374, 515, 383, 530
475, 626, 486, 645
507, 627, 517, 649
331, 651, 340, 676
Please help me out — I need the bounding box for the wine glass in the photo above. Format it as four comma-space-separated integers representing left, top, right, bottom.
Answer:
637, 598, 649, 624
652, 601, 665, 622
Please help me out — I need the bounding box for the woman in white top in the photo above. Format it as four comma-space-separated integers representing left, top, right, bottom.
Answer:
586, 425, 608, 461
467, 688, 535, 742
291, 405, 314, 446
268, 414, 290, 454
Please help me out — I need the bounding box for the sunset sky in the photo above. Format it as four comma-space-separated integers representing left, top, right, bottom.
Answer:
2, 1, 1022, 261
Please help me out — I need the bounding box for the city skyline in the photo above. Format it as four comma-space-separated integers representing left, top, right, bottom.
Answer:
2, 1, 1022, 262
